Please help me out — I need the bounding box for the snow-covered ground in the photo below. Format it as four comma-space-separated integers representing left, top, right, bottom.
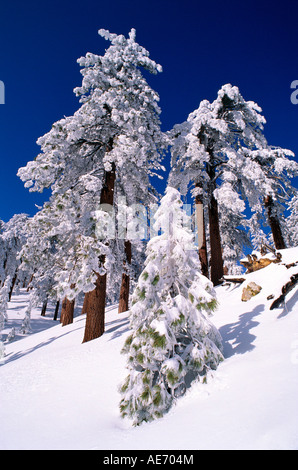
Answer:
0, 247, 298, 450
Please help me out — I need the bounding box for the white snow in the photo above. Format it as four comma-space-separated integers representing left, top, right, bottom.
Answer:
0, 247, 298, 450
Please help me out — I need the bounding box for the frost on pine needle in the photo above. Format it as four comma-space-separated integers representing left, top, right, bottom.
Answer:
119, 187, 223, 426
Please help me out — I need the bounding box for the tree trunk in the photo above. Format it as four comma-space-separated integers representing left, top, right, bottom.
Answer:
53, 300, 60, 321
208, 193, 224, 285
26, 273, 34, 292
118, 240, 132, 313
82, 157, 116, 343
9, 272, 17, 301
264, 195, 286, 250
195, 193, 209, 278
41, 299, 48, 316
81, 291, 90, 315
270, 273, 298, 310
82, 271, 107, 343
206, 160, 224, 286
60, 297, 75, 326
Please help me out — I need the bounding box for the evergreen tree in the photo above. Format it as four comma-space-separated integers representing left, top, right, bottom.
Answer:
0, 214, 29, 310
119, 187, 223, 425
239, 146, 297, 250
169, 84, 267, 284
218, 194, 251, 275
0, 275, 11, 359
0, 214, 30, 349
18, 28, 166, 341
285, 193, 298, 247
169, 84, 297, 279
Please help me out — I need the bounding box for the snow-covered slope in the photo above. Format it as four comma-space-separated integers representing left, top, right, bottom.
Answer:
0, 247, 298, 450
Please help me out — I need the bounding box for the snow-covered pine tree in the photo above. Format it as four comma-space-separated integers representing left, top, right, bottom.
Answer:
18, 198, 72, 324
0, 214, 29, 301
169, 84, 297, 279
18, 28, 166, 341
238, 146, 298, 250
285, 193, 298, 247
119, 187, 223, 425
0, 275, 11, 358
169, 84, 268, 285
0, 214, 30, 347
0, 219, 5, 286
218, 201, 251, 275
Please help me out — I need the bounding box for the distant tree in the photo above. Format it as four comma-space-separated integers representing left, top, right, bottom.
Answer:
19, 203, 69, 324
0, 219, 6, 285
284, 193, 298, 247
0, 214, 29, 301
119, 187, 223, 425
217, 188, 251, 274
239, 146, 297, 250
0, 214, 31, 341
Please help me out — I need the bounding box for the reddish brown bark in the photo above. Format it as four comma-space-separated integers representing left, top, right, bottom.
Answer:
82, 158, 116, 343
208, 193, 224, 286
195, 193, 209, 279
118, 240, 132, 313
60, 297, 75, 326
264, 195, 286, 250
82, 271, 107, 343
206, 159, 224, 286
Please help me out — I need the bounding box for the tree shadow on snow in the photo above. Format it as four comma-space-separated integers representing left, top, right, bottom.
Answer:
219, 304, 265, 358
2, 326, 84, 365
105, 317, 130, 341
276, 289, 298, 319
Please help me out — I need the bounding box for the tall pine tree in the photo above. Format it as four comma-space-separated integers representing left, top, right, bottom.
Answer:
18, 28, 166, 342
169, 84, 297, 280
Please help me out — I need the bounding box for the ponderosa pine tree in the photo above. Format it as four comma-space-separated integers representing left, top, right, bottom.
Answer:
169, 84, 297, 281
119, 187, 223, 425
18, 28, 165, 342
169, 85, 266, 284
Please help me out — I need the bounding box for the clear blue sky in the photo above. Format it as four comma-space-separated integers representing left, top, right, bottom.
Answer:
0, 0, 297, 222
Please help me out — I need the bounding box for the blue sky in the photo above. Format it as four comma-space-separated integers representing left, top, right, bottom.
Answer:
0, 0, 297, 222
